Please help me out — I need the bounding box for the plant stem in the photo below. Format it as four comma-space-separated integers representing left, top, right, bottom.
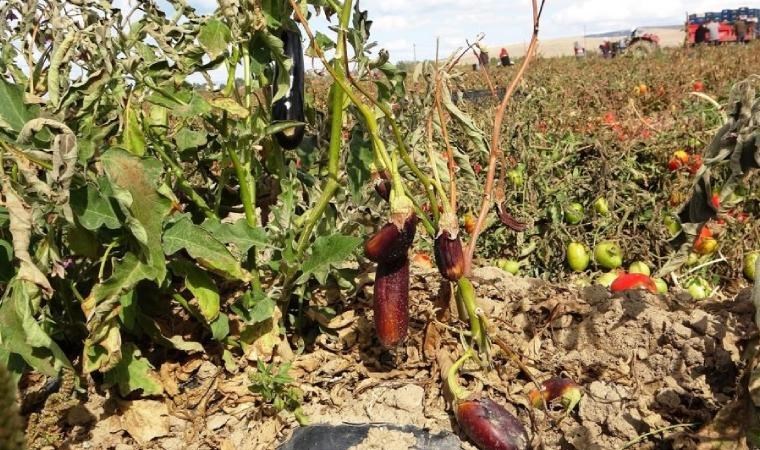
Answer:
464, 0, 545, 275
289, 0, 437, 236
433, 76, 458, 211
293, 0, 352, 260
446, 349, 474, 401
617, 423, 697, 450
457, 277, 484, 349
98, 241, 117, 282
341, 64, 440, 222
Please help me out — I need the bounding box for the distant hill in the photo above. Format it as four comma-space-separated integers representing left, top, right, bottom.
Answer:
585, 25, 682, 38
585, 30, 632, 38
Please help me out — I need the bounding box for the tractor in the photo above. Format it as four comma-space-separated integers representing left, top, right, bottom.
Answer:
608, 30, 661, 57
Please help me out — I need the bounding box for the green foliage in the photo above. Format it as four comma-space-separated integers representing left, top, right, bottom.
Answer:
0, 0, 392, 396
249, 360, 308, 425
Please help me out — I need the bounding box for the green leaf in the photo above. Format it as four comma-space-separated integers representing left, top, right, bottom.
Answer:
71, 183, 121, 231
0, 279, 71, 376
201, 218, 269, 257
297, 234, 362, 283
0, 206, 9, 228
82, 253, 156, 373
255, 31, 291, 103
65, 224, 99, 259
163, 216, 250, 281
102, 149, 172, 282
347, 127, 373, 200
138, 315, 205, 353
146, 85, 211, 118
210, 315, 230, 341
265, 120, 305, 136
0, 240, 14, 283
122, 103, 146, 156
174, 127, 208, 152
0, 78, 38, 138
198, 18, 232, 59
169, 260, 220, 322
210, 97, 249, 119
251, 295, 276, 324
306, 32, 335, 58
104, 343, 164, 397
238, 289, 276, 324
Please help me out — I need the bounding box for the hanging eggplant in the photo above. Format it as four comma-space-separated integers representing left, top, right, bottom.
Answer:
272, 28, 306, 150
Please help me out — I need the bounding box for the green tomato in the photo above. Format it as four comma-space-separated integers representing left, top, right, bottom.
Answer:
573, 277, 591, 288
594, 241, 623, 269
507, 170, 524, 187
744, 252, 758, 281
567, 242, 590, 272
663, 215, 682, 237
686, 252, 700, 266
497, 259, 521, 275
593, 197, 610, 215
686, 277, 710, 300
653, 278, 668, 294
564, 203, 585, 225
628, 261, 650, 276
595, 271, 619, 287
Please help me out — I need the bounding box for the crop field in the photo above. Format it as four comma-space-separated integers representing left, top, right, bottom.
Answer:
0, 1, 759, 450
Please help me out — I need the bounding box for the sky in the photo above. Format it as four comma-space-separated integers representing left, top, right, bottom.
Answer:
151, 0, 757, 62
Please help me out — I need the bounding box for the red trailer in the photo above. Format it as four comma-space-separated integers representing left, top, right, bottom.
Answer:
686, 22, 741, 44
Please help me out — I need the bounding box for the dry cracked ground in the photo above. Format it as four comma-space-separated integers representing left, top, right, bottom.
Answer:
21, 266, 760, 450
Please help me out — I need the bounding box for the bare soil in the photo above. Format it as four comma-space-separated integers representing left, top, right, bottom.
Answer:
22, 266, 758, 450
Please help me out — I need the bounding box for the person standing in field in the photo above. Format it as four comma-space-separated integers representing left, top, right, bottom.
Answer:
707, 19, 721, 45
694, 23, 709, 45
477, 43, 489, 68
499, 48, 511, 66
734, 18, 747, 44
574, 41, 585, 57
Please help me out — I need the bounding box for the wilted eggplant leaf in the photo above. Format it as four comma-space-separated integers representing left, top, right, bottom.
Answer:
1, 183, 52, 295
347, 127, 373, 200
210, 97, 249, 119
174, 127, 208, 151
0, 279, 71, 376
198, 18, 232, 60
122, 102, 146, 156
102, 149, 171, 282
82, 253, 156, 372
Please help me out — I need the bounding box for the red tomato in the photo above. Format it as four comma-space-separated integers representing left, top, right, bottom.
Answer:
688, 155, 703, 174
610, 273, 657, 294
711, 194, 720, 209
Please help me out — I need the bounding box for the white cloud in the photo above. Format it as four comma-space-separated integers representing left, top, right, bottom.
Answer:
171, 0, 755, 62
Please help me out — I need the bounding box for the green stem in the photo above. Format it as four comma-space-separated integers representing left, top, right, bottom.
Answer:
446, 349, 474, 401
226, 147, 256, 227
293, 0, 352, 259
345, 74, 440, 222
98, 241, 117, 282
278, 0, 355, 310
457, 277, 484, 348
